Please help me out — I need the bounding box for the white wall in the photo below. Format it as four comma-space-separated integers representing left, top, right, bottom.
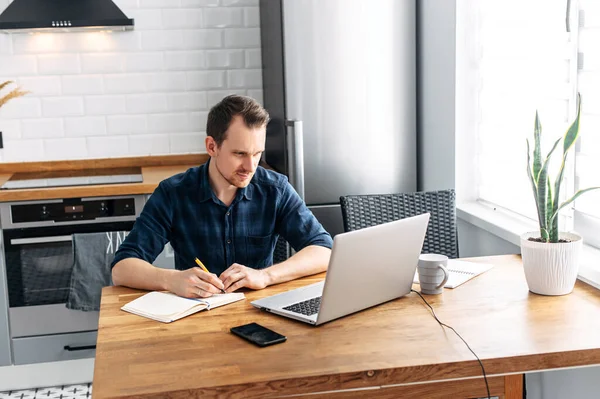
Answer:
0, 0, 262, 162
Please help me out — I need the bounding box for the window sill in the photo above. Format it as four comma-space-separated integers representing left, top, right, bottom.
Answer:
457, 201, 600, 290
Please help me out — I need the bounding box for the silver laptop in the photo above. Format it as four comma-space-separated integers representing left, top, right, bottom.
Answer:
251, 212, 430, 325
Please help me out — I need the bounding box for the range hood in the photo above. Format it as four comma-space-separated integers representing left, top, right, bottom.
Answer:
0, 0, 134, 33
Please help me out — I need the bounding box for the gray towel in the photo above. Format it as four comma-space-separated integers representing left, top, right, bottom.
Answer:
66, 231, 128, 311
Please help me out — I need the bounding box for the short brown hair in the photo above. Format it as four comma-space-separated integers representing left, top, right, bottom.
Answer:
207, 95, 270, 147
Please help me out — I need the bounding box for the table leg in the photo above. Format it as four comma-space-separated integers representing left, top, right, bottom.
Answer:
503, 374, 524, 399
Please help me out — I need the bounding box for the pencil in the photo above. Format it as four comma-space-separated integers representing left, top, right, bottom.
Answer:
194, 257, 210, 273
195, 257, 226, 293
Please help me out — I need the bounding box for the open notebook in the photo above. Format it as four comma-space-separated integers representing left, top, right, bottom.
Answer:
414, 259, 494, 289
121, 291, 245, 323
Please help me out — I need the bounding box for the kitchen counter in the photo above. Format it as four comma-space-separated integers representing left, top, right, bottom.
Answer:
0, 154, 209, 202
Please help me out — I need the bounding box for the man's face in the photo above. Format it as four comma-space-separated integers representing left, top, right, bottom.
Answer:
206, 115, 266, 188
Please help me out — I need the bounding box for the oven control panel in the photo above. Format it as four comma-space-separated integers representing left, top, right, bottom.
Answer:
11, 197, 137, 223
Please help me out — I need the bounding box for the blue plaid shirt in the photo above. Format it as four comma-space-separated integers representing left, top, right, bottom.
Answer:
112, 160, 333, 275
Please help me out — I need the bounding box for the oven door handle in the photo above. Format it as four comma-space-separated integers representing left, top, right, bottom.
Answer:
10, 235, 73, 245
64, 344, 96, 352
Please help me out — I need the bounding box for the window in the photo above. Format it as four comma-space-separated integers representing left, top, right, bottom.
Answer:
460, 0, 600, 249
574, 0, 600, 248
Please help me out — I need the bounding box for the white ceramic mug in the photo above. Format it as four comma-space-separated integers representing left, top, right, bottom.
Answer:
417, 254, 449, 295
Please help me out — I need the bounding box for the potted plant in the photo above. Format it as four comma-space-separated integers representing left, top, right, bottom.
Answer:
522, 93, 599, 295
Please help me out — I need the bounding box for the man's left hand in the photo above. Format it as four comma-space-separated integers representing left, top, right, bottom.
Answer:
219, 263, 270, 292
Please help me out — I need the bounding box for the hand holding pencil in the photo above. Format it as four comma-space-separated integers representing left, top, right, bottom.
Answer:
195, 258, 227, 294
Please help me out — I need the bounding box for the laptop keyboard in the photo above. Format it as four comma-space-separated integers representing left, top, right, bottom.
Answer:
282, 296, 322, 316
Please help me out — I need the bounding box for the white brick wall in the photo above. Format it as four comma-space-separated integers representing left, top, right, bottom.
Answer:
0, 0, 263, 162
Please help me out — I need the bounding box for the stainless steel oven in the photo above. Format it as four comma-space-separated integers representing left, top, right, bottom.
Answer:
0, 195, 145, 365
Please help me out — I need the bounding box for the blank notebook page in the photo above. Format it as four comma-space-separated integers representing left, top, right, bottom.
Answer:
414, 259, 494, 289
124, 292, 206, 316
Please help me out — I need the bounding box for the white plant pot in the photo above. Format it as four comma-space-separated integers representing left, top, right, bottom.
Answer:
520, 231, 583, 296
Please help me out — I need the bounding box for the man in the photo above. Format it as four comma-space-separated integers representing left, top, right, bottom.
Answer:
112, 95, 333, 298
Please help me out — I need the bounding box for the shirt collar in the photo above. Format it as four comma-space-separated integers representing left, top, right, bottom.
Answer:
198, 158, 254, 203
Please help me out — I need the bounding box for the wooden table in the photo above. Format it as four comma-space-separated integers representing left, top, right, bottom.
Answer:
93, 255, 600, 398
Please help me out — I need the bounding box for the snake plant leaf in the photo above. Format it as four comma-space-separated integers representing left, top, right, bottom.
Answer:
562, 93, 581, 155
537, 162, 548, 229
552, 94, 581, 234
545, 177, 553, 229
540, 228, 549, 241
538, 136, 562, 182
533, 111, 542, 184
549, 187, 600, 223
527, 139, 545, 231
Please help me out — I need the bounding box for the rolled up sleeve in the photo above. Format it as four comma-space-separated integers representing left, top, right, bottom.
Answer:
111, 181, 173, 269
276, 181, 333, 251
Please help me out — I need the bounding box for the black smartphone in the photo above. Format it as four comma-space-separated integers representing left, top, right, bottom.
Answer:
230, 322, 287, 347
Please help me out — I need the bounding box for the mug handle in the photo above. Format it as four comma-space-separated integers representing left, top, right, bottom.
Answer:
436, 264, 449, 289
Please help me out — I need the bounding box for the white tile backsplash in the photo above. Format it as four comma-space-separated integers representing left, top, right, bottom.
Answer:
0, 55, 37, 75
128, 9, 164, 30
0, 98, 42, 119
166, 92, 207, 111
0, 1, 263, 162
87, 136, 130, 157
182, 30, 223, 49
44, 138, 88, 160
162, 9, 204, 29
141, 30, 185, 50
187, 71, 225, 90
164, 51, 205, 70
38, 54, 81, 75
62, 75, 105, 95
222, 0, 258, 6
105, 74, 149, 94
224, 28, 260, 48
42, 97, 84, 117
85, 96, 127, 115
169, 132, 205, 153
243, 7, 260, 27
245, 49, 261, 69
16, 76, 61, 96
125, 52, 165, 72
147, 113, 190, 132
206, 49, 245, 69
149, 72, 188, 92
227, 69, 262, 89
246, 89, 263, 105
139, 0, 180, 8
5, 139, 45, 161
81, 54, 126, 74
126, 93, 168, 113
181, 0, 219, 6
204, 8, 244, 28
129, 134, 171, 155
64, 116, 107, 137
107, 115, 148, 135
0, 120, 21, 139
21, 118, 64, 139
189, 111, 209, 131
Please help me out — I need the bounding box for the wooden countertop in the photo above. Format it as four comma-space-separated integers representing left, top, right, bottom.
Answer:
93, 254, 600, 398
0, 154, 210, 202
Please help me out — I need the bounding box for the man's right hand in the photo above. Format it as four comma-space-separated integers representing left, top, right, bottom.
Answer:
166, 268, 225, 298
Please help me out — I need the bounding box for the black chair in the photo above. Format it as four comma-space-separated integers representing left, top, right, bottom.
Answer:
339, 189, 458, 259
273, 236, 291, 264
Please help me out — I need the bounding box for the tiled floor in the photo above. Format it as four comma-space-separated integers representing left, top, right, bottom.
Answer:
0, 383, 91, 399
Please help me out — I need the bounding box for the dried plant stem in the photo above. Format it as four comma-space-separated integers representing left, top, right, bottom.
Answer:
0, 87, 30, 109
0, 80, 14, 92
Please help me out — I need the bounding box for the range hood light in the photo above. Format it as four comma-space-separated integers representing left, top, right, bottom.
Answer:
0, 0, 134, 33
